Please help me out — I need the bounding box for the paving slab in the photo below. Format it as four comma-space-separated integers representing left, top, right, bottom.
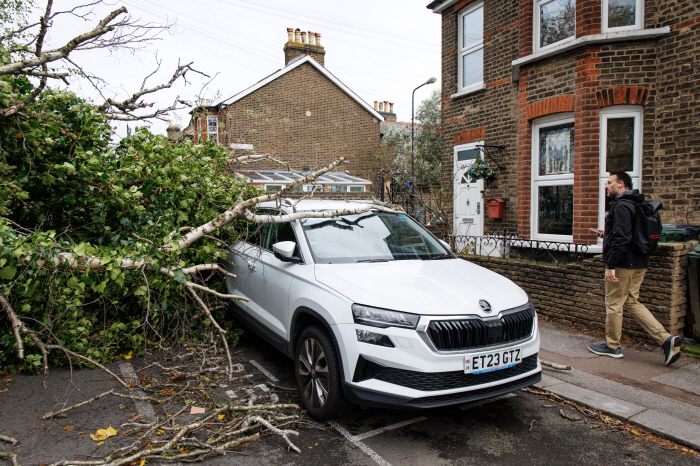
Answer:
629, 409, 700, 451
651, 362, 700, 397
538, 322, 598, 359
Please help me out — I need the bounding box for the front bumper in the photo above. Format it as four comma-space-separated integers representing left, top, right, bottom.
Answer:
334, 312, 541, 408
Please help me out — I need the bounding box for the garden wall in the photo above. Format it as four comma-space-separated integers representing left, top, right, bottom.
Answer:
460, 242, 693, 341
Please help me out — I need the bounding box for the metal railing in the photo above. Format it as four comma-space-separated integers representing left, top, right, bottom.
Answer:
444, 229, 590, 265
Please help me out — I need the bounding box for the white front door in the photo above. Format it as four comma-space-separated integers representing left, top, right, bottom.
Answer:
453, 144, 484, 238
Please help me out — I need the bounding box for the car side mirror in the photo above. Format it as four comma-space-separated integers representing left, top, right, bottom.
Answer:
438, 239, 451, 252
273, 241, 302, 263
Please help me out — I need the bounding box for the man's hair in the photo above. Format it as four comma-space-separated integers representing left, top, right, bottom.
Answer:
610, 171, 633, 190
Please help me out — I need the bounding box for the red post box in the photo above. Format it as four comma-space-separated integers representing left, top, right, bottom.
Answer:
487, 198, 505, 219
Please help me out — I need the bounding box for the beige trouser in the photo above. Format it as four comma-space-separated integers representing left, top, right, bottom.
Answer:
605, 267, 670, 350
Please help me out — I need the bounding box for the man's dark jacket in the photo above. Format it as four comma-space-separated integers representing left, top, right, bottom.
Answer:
603, 189, 648, 270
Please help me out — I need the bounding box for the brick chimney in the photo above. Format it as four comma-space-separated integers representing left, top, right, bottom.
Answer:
375, 100, 396, 122
284, 27, 325, 66
166, 120, 181, 140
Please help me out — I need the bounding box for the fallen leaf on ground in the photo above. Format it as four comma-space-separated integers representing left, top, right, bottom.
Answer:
190, 406, 205, 415
96, 441, 104, 446
138, 376, 152, 385
171, 372, 187, 382
90, 426, 118, 441
218, 414, 225, 421
0, 389, 7, 393
63, 426, 74, 431
129, 414, 140, 422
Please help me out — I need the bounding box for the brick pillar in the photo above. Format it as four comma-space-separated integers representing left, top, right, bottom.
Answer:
519, 0, 533, 57
576, 0, 602, 37
573, 47, 601, 244
517, 69, 532, 238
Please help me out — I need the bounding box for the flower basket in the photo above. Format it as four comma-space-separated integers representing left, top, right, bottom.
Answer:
465, 155, 494, 183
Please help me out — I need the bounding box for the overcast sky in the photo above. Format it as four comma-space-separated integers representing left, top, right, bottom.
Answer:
43, 0, 442, 138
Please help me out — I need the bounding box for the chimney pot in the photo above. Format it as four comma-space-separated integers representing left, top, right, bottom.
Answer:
379, 102, 384, 112
389, 103, 394, 113
287, 28, 293, 42
308, 31, 315, 45
315, 32, 321, 47
374, 101, 378, 110
301, 31, 307, 43
294, 28, 301, 43
384, 101, 388, 111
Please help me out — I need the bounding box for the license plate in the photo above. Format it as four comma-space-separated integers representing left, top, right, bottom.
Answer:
465, 347, 522, 374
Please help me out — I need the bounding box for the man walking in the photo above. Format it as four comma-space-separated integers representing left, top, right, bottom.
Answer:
588, 171, 681, 365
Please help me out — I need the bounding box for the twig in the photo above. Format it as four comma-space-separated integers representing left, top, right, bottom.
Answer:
0, 434, 18, 445
0, 451, 21, 466
44, 345, 128, 388
247, 416, 300, 454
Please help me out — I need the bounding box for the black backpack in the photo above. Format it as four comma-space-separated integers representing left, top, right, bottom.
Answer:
618, 199, 663, 255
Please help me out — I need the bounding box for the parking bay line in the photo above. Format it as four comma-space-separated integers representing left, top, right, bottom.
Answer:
351, 416, 427, 441
119, 363, 156, 421
328, 421, 392, 466
249, 360, 279, 382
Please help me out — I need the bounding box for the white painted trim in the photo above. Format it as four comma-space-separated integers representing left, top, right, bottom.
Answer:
451, 82, 486, 99
534, 0, 576, 53
512, 27, 670, 80
219, 55, 384, 121
230, 143, 254, 150
602, 0, 644, 33
531, 115, 575, 242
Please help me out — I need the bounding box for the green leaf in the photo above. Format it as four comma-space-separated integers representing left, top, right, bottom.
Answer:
42, 174, 55, 185
0, 265, 17, 280
67, 277, 86, 293
172, 269, 187, 283
73, 243, 87, 256
134, 286, 147, 296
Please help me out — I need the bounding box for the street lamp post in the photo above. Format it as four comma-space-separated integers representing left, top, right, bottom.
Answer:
411, 77, 437, 176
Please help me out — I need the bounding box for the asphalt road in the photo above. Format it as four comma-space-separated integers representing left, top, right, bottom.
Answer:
1, 332, 698, 466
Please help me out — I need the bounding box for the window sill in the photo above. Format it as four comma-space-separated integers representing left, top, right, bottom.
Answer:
451, 83, 485, 99
511, 27, 670, 81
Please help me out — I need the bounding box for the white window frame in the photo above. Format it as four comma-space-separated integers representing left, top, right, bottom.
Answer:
531, 114, 575, 242
534, 0, 576, 53
602, 0, 644, 33
206, 115, 218, 144
457, 2, 484, 95
264, 184, 283, 192
349, 186, 365, 192
597, 105, 643, 232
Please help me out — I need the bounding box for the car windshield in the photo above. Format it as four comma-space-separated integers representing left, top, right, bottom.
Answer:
300, 211, 451, 263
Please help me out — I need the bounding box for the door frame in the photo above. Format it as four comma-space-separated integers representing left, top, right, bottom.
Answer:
453, 141, 485, 237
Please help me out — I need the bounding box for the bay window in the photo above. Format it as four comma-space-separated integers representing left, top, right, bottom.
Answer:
457, 2, 484, 94
535, 0, 575, 51
602, 0, 643, 32
531, 115, 575, 241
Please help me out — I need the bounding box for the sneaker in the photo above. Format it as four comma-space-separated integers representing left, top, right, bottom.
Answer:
662, 336, 681, 366
588, 343, 623, 358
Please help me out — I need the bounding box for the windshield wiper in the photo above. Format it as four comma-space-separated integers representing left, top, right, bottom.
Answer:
428, 254, 453, 260
356, 258, 392, 263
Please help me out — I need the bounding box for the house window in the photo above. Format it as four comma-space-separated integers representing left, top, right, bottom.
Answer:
602, 0, 643, 31
206, 115, 218, 144
531, 115, 575, 240
598, 106, 643, 229
265, 184, 282, 192
458, 2, 484, 94
349, 186, 365, 192
535, 0, 575, 51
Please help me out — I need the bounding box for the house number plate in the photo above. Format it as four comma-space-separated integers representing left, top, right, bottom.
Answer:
465, 347, 522, 374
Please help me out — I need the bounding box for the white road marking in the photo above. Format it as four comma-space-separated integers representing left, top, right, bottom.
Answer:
249, 360, 279, 382
225, 390, 237, 399
329, 421, 392, 466
351, 417, 427, 441
119, 363, 156, 421
223, 364, 245, 374
460, 392, 517, 410
254, 383, 270, 393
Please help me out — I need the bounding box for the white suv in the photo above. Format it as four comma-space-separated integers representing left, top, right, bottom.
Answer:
227, 200, 541, 420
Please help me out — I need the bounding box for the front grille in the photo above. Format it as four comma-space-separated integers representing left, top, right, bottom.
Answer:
374, 354, 538, 391
427, 305, 535, 351
407, 372, 541, 406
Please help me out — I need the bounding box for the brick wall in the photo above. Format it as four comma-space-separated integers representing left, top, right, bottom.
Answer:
435, 0, 700, 240
201, 61, 382, 183
459, 242, 693, 341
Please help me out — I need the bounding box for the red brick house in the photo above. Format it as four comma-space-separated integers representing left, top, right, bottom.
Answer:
427, 0, 700, 247
191, 28, 385, 183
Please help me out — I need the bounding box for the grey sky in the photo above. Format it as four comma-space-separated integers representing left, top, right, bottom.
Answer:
44, 0, 441, 138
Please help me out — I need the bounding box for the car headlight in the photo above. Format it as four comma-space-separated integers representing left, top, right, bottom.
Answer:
352, 304, 419, 329
356, 330, 395, 347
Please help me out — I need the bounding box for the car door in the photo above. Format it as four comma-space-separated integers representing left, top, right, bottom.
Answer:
241, 215, 302, 341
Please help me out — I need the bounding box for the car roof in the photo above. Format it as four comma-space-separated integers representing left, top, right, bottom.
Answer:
257, 199, 376, 212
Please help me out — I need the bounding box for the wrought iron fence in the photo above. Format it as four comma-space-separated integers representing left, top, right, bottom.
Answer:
443, 229, 590, 265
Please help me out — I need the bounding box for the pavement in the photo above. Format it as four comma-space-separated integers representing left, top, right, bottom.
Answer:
537, 321, 700, 451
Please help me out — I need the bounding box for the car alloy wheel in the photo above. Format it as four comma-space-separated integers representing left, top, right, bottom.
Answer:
298, 337, 329, 409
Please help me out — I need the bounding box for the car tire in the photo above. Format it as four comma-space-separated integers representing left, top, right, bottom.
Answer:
294, 325, 353, 421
